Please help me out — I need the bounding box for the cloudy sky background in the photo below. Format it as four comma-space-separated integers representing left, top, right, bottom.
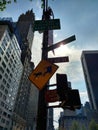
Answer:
1, 0, 98, 128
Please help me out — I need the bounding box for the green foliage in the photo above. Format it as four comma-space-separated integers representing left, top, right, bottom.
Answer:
80, 124, 86, 130
89, 119, 98, 130
71, 121, 80, 130
0, 0, 32, 11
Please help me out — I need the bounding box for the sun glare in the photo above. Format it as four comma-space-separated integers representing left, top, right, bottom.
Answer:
55, 45, 70, 56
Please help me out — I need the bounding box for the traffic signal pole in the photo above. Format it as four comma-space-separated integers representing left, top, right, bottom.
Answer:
36, 0, 50, 130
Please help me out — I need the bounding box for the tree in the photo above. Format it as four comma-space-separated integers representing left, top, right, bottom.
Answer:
89, 119, 98, 130
0, 0, 54, 11
80, 124, 86, 130
0, 0, 32, 11
71, 121, 80, 130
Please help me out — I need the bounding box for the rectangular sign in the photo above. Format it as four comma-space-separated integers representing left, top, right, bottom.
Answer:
28, 60, 59, 90
34, 19, 60, 31
47, 35, 76, 52
45, 89, 59, 103
48, 56, 69, 63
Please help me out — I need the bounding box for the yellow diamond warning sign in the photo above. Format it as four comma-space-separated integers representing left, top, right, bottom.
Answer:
29, 60, 59, 90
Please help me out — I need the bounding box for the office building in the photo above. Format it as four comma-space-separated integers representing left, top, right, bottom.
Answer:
0, 23, 23, 130
12, 10, 39, 130
81, 50, 98, 110
59, 110, 88, 130
47, 108, 54, 130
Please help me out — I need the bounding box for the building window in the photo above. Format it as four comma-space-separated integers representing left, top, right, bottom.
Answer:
1, 101, 4, 107
4, 56, 8, 62
10, 73, 12, 78
0, 91, 2, 97
6, 68, 10, 74
1, 118, 5, 124
7, 83, 10, 88
2, 61, 6, 68
3, 111, 7, 117
8, 114, 11, 119
0, 66, 4, 73
0, 74, 2, 79
6, 120, 9, 125
8, 63, 11, 68
3, 38, 7, 46
3, 95, 6, 100
8, 78, 11, 83
0, 47, 4, 55
5, 89, 8, 94
5, 73, 8, 79
1, 41, 6, 50
0, 108, 2, 114
6, 51, 10, 57
0, 84, 4, 90
3, 79, 6, 85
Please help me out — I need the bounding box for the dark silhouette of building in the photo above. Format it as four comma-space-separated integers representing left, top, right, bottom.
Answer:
11, 10, 39, 130
81, 50, 98, 111
47, 108, 54, 130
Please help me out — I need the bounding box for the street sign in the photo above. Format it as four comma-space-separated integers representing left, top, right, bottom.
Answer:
47, 35, 76, 52
48, 56, 69, 63
28, 60, 59, 90
34, 19, 60, 31
45, 89, 59, 103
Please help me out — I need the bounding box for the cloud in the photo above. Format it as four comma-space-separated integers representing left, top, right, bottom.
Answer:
31, 32, 42, 65
80, 91, 89, 105
49, 44, 84, 83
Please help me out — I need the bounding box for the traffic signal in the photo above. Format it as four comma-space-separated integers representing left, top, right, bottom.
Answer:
60, 89, 81, 110
56, 73, 70, 101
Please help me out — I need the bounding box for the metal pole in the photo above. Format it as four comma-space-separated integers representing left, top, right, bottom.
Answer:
36, 0, 49, 130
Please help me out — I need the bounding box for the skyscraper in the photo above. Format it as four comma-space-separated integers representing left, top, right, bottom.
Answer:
81, 50, 98, 110
0, 22, 23, 130
12, 10, 39, 130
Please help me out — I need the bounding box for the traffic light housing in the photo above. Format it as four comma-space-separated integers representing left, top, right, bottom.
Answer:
56, 73, 70, 101
60, 89, 81, 110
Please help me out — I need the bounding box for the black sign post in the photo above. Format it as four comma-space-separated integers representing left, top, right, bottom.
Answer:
36, 1, 76, 130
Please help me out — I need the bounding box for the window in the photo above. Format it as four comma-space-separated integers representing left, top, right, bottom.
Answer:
5, 73, 8, 79
6, 68, 10, 73
10, 73, 12, 78
0, 91, 2, 97
0, 47, 4, 55
8, 114, 11, 119
0, 66, 4, 73
3, 111, 7, 117
6, 51, 10, 57
0, 74, 2, 79
5, 89, 8, 94
6, 121, 9, 125
8, 78, 11, 83
0, 108, 2, 114
3, 79, 6, 85
2, 61, 6, 68
1, 41, 6, 50
0, 84, 4, 90
1, 101, 4, 107
3, 38, 7, 46
8, 63, 11, 68
7, 83, 10, 88
4, 56, 8, 62
1, 118, 5, 123
3, 95, 6, 100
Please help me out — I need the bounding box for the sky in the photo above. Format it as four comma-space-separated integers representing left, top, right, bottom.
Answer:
1, 0, 98, 128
